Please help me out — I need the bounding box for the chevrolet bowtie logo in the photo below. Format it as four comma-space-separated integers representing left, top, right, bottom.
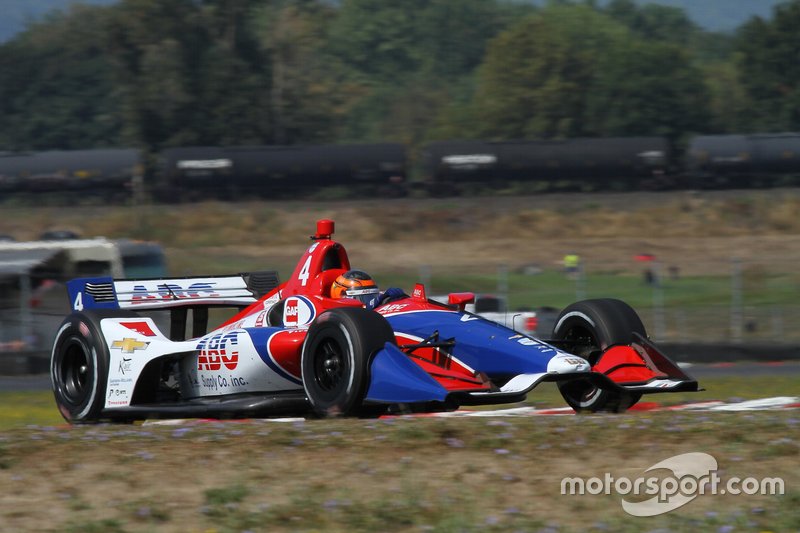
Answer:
111, 338, 149, 353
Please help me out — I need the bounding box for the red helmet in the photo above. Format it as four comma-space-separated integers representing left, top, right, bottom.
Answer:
330, 270, 380, 304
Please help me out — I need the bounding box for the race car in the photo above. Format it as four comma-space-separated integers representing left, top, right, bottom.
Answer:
50, 219, 698, 423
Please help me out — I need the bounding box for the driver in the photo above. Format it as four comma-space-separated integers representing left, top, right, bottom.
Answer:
330, 270, 406, 310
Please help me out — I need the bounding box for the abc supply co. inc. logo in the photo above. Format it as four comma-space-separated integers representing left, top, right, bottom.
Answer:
561, 452, 785, 517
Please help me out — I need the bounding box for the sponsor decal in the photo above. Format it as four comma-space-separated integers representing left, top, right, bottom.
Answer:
107, 375, 133, 405
377, 303, 408, 314
509, 334, 537, 346
199, 374, 250, 392
131, 282, 221, 303
79, 322, 90, 337
255, 310, 268, 328
120, 321, 156, 337
282, 296, 315, 327
220, 319, 245, 333
509, 334, 558, 355
107, 386, 129, 403
118, 357, 132, 375
111, 338, 150, 353
197, 332, 239, 371
285, 299, 298, 326
261, 292, 282, 309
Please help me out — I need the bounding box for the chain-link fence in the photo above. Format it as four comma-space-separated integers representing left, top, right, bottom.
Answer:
1, 256, 798, 355
375, 256, 800, 344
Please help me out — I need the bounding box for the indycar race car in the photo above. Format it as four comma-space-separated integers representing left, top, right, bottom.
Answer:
50, 220, 698, 423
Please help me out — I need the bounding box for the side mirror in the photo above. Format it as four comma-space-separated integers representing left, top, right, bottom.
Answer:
448, 292, 475, 311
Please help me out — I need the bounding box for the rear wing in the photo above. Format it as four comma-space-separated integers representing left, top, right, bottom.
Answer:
66, 271, 280, 311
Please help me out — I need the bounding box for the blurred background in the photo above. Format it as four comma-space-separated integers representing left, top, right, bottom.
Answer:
1, 0, 799, 370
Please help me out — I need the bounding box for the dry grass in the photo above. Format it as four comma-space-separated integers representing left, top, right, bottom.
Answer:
3, 189, 798, 277
0, 412, 797, 532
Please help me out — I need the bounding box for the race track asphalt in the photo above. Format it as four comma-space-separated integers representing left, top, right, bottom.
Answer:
2, 362, 799, 392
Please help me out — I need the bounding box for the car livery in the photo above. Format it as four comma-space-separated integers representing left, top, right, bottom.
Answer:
50, 219, 698, 422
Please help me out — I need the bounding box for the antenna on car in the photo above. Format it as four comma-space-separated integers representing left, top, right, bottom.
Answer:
311, 219, 334, 240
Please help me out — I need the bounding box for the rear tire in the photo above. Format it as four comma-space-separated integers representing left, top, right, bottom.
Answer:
51, 310, 138, 423
552, 299, 645, 412
301, 307, 395, 417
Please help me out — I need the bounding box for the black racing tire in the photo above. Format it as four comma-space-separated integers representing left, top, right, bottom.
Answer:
552, 299, 645, 413
301, 307, 395, 417
51, 310, 138, 424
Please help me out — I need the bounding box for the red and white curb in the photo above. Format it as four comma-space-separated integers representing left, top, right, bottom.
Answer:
415, 396, 800, 418
142, 396, 800, 425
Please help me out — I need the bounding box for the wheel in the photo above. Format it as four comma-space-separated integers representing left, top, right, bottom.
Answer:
301, 307, 395, 417
51, 310, 137, 423
552, 299, 645, 413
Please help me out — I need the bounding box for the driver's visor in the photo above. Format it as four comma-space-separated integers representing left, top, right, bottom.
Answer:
344, 287, 380, 304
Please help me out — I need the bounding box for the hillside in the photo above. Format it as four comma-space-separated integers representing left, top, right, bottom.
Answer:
1, 189, 798, 278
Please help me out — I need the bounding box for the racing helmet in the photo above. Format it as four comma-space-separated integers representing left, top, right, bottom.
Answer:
330, 270, 380, 304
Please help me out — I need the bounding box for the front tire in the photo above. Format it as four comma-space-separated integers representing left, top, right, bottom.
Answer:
301, 307, 395, 417
552, 299, 645, 413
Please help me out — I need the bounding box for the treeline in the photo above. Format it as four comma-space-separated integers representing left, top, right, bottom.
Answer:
1, 0, 799, 155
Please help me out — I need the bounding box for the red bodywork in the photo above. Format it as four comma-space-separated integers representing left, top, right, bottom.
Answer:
217, 220, 490, 393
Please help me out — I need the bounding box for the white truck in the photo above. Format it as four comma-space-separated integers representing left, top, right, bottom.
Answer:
432, 294, 557, 338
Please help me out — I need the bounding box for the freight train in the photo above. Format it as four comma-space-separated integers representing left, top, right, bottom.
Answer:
1, 134, 799, 202
421, 137, 673, 193
161, 143, 406, 200
0, 149, 141, 199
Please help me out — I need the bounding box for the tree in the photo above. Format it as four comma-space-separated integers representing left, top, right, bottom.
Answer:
253, 1, 344, 144
471, 4, 711, 141
472, 5, 627, 139
0, 5, 123, 150
702, 60, 750, 133
327, 0, 527, 143
102, 0, 208, 149
736, 1, 800, 131
605, 0, 698, 44
586, 40, 711, 140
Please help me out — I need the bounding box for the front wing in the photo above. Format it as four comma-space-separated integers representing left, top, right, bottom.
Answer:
363, 334, 698, 408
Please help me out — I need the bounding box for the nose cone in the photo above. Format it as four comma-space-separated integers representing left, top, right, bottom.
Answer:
547, 354, 591, 374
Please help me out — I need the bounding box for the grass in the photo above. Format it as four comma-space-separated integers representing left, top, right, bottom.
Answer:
0, 391, 62, 429
0, 411, 797, 532
0, 376, 797, 531
380, 269, 800, 310
1, 375, 797, 431
369, 268, 800, 342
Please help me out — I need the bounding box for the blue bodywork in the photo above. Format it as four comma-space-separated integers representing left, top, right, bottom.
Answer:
365, 343, 449, 403
384, 309, 563, 376
363, 308, 570, 404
